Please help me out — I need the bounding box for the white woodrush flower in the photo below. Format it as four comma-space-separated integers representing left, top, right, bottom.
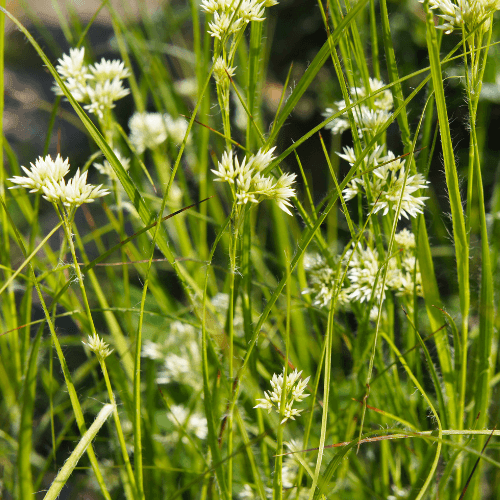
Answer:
84, 77, 130, 119
272, 172, 297, 215
55, 47, 88, 80
53, 48, 130, 118
323, 78, 393, 135
158, 354, 191, 384
303, 253, 337, 308
212, 148, 296, 215
371, 165, 429, 219
339, 147, 429, 219
344, 244, 400, 304
355, 106, 392, 135
248, 146, 276, 172
213, 56, 237, 87
42, 168, 110, 207
237, 0, 266, 22
82, 333, 113, 361
395, 228, 416, 249
52, 76, 89, 101
238, 484, 257, 500
422, 0, 500, 34
323, 106, 351, 135
212, 150, 246, 183
89, 58, 131, 81
128, 112, 168, 153
163, 115, 192, 145
200, 0, 226, 13
208, 11, 243, 38
141, 340, 164, 360
338, 144, 386, 202
152, 321, 202, 389
8, 154, 70, 192
93, 150, 130, 181
168, 405, 208, 440
254, 368, 310, 424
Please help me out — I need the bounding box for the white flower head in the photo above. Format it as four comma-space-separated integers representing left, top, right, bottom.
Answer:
55, 47, 89, 81
395, 229, 416, 249
371, 167, 429, 220
422, 0, 500, 34
42, 168, 110, 207
323, 78, 393, 136
52, 48, 130, 115
248, 146, 276, 172
83, 333, 113, 361
8, 154, 70, 192
213, 148, 296, 215
237, 0, 266, 22
213, 56, 237, 87
89, 58, 131, 81
272, 172, 296, 215
254, 368, 310, 424
323, 106, 351, 135
141, 340, 164, 360
208, 11, 244, 39
164, 115, 191, 145
168, 405, 208, 440
200, 0, 224, 13
93, 150, 130, 181
212, 150, 248, 183
128, 112, 168, 153
355, 106, 392, 136
84, 77, 130, 119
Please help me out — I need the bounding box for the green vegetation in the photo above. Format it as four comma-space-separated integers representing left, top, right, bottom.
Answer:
1, 0, 500, 498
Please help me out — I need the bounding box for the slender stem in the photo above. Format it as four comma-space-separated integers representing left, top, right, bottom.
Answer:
227, 218, 238, 495
59, 205, 98, 337
99, 359, 139, 498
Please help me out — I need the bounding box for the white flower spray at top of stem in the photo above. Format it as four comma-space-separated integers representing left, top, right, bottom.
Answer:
323, 77, 394, 137
254, 368, 310, 424
212, 147, 297, 222
8, 154, 109, 213
52, 47, 130, 120
421, 0, 500, 34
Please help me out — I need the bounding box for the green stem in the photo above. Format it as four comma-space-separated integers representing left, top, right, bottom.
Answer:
99, 359, 139, 498
227, 219, 238, 495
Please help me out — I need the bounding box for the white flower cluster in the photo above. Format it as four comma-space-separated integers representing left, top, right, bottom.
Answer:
213, 56, 237, 89
212, 147, 296, 215
8, 154, 109, 207
338, 145, 429, 220
52, 47, 130, 119
128, 112, 191, 154
254, 368, 310, 424
303, 253, 345, 309
422, 0, 500, 34
201, 0, 277, 39
167, 405, 208, 441
82, 333, 114, 361
304, 229, 422, 311
93, 149, 130, 182
141, 321, 202, 390
323, 78, 393, 136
